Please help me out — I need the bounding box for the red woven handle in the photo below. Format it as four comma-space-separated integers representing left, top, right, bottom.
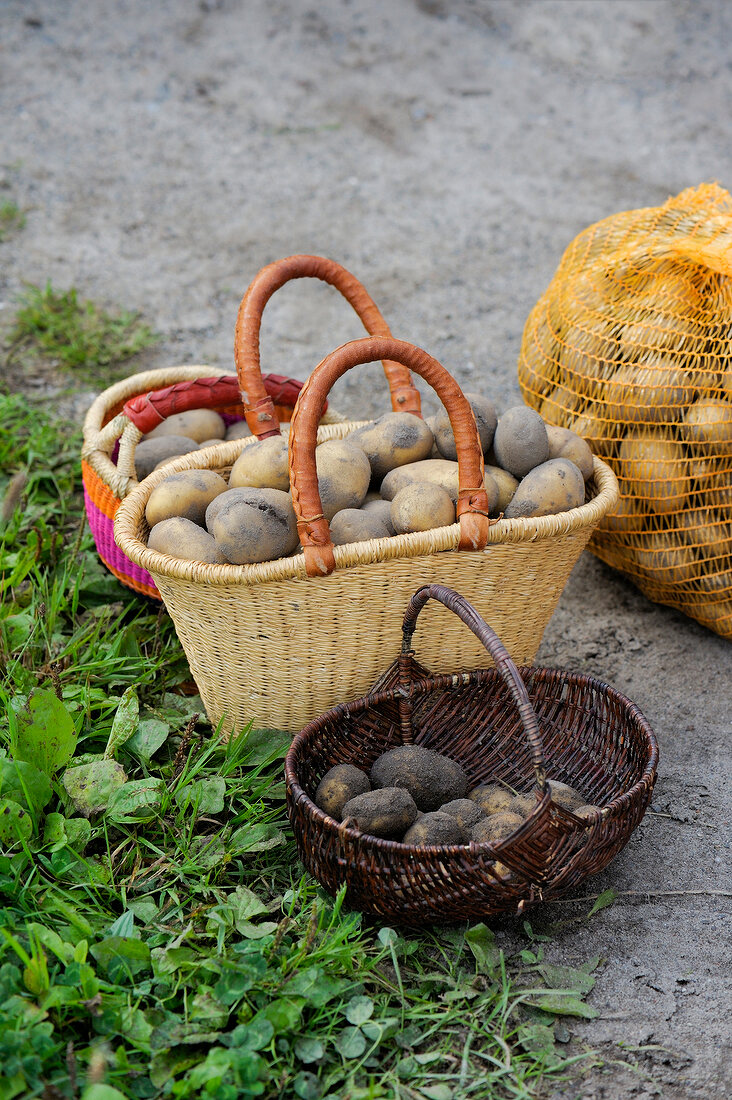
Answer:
235, 254, 422, 439
122, 373, 317, 434
401, 584, 547, 787
289, 336, 490, 577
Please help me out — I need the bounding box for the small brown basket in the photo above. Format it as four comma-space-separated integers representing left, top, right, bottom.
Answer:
285, 584, 658, 924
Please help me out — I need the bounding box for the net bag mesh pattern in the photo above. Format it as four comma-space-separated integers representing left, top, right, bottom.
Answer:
518, 183, 732, 638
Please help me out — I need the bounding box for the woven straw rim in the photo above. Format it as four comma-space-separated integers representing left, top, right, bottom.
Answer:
82, 365, 226, 439
114, 425, 620, 587
286, 666, 658, 858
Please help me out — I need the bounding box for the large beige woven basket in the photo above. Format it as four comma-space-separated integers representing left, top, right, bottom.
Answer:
115, 337, 619, 735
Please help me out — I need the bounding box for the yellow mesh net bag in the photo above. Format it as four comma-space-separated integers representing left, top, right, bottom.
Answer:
518, 183, 732, 639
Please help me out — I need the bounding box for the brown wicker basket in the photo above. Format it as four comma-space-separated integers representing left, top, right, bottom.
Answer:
285, 584, 659, 924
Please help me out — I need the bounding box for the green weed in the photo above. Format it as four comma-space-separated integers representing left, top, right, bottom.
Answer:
0, 391, 603, 1099
0, 199, 26, 241
6, 282, 158, 382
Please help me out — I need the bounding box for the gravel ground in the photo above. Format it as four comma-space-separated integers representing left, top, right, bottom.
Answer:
1, 2, 730, 1096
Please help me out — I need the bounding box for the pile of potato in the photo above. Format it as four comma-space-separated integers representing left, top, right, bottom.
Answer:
138, 395, 597, 565
313, 745, 599, 870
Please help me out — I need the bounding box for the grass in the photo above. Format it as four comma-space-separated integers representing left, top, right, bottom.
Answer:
0, 199, 26, 241
0, 390, 608, 1100
5, 283, 158, 383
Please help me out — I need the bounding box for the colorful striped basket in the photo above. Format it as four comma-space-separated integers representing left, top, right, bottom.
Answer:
81, 254, 421, 598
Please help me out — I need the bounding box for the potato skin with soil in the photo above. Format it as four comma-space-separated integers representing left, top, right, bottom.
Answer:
468, 784, 514, 816
493, 405, 550, 478
229, 436, 290, 492
135, 435, 200, 481
438, 798, 485, 830
370, 745, 469, 812
390, 482, 456, 534
144, 409, 226, 443
341, 787, 418, 839
315, 439, 372, 521
314, 764, 371, 819
148, 516, 228, 563
329, 508, 391, 546
470, 811, 524, 843
348, 413, 435, 479
211, 487, 298, 563
402, 811, 466, 846
432, 391, 498, 460
503, 458, 585, 519
145, 469, 228, 528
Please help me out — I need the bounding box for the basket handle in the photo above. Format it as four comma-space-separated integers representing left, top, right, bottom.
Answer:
289, 335, 491, 577
401, 584, 547, 789
234, 254, 422, 439
121, 373, 314, 435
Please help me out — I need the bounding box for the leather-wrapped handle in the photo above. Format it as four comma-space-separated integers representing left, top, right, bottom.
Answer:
289, 336, 491, 577
122, 373, 315, 434
401, 584, 546, 788
234, 254, 422, 439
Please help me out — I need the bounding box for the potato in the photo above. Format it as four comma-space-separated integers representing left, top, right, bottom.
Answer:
225, 419, 252, 441
545, 424, 594, 480
315, 439, 372, 521
602, 493, 646, 536
693, 568, 732, 596
546, 780, 584, 812
148, 516, 228, 563
568, 403, 617, 451
618, 306, 696, 358
134, 435, 199, 481
145, 469, 228, 528
437, 798, 484, 830
229, 436, 290, 492
504, 458, 585, 519
314, 764, 371, 819
682, 398, 732, 452
380, 459, 459, 503
329, 508, 391, 546
144, 409, 226, 443
348, 413, 434, 479
402, 811, 466, 846
467, 784, 514, 816
431, 392, 498, 460
602, 357, 697, 425
679, 508, 732, 552
370, 745, 469, 812
572, 804, 601, 821
341, 787, 418, 839
211, 487, 298, 564
390, 483, 456, 535
471, 811, 524, 844
492, 406, 550, 478
204, 487, 262, 531
361, 498, 397, 535
484, 465, 519, 514
618, 431, 688, 515
633, 531, 699, 584
508, 792, 537, 818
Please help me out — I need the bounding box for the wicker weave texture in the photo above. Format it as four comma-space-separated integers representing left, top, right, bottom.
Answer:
285, 586, 658, 923
114, 425, 619, 734
518, 183, 732, 638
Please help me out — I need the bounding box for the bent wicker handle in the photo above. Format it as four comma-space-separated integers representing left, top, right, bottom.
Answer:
234, 254, 422, 439
289, 335, 491, 577
401, 584, 547, 788
121, 373, 317, 435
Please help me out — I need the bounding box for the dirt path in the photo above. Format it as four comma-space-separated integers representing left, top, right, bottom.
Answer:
2, 2, 730, 1096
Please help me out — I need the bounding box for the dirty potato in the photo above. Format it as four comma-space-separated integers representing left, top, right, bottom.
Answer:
315, 439, 372, 520
211, 487, 298, 564
390, 482, 456, 534
314, 764, 371, 819
504, 458, 586, 519
229, 436, 290, 492
329, 508, 391, 545
437, 798, 484, 830
432, 392, 498, 460
134, 435, 200, 481
145, 469, 228, 528
148, 516, 228, 563
402, 811, 466, 846
545, 424, 594, 480
348, 413, 434, 479
492, 406, 550, 478
370, 745, 469, 812
341, 787, 418, 839
144, 409, 226, 443
471, 811, 524, 843
467, 784, 514, 816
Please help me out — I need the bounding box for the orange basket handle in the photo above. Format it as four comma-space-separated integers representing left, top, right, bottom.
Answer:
289, 335, 490, 577
400, 584, 547, 789
234, 254, 422, 439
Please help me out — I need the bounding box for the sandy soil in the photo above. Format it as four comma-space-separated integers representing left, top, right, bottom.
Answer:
1, 2, 730, 1096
